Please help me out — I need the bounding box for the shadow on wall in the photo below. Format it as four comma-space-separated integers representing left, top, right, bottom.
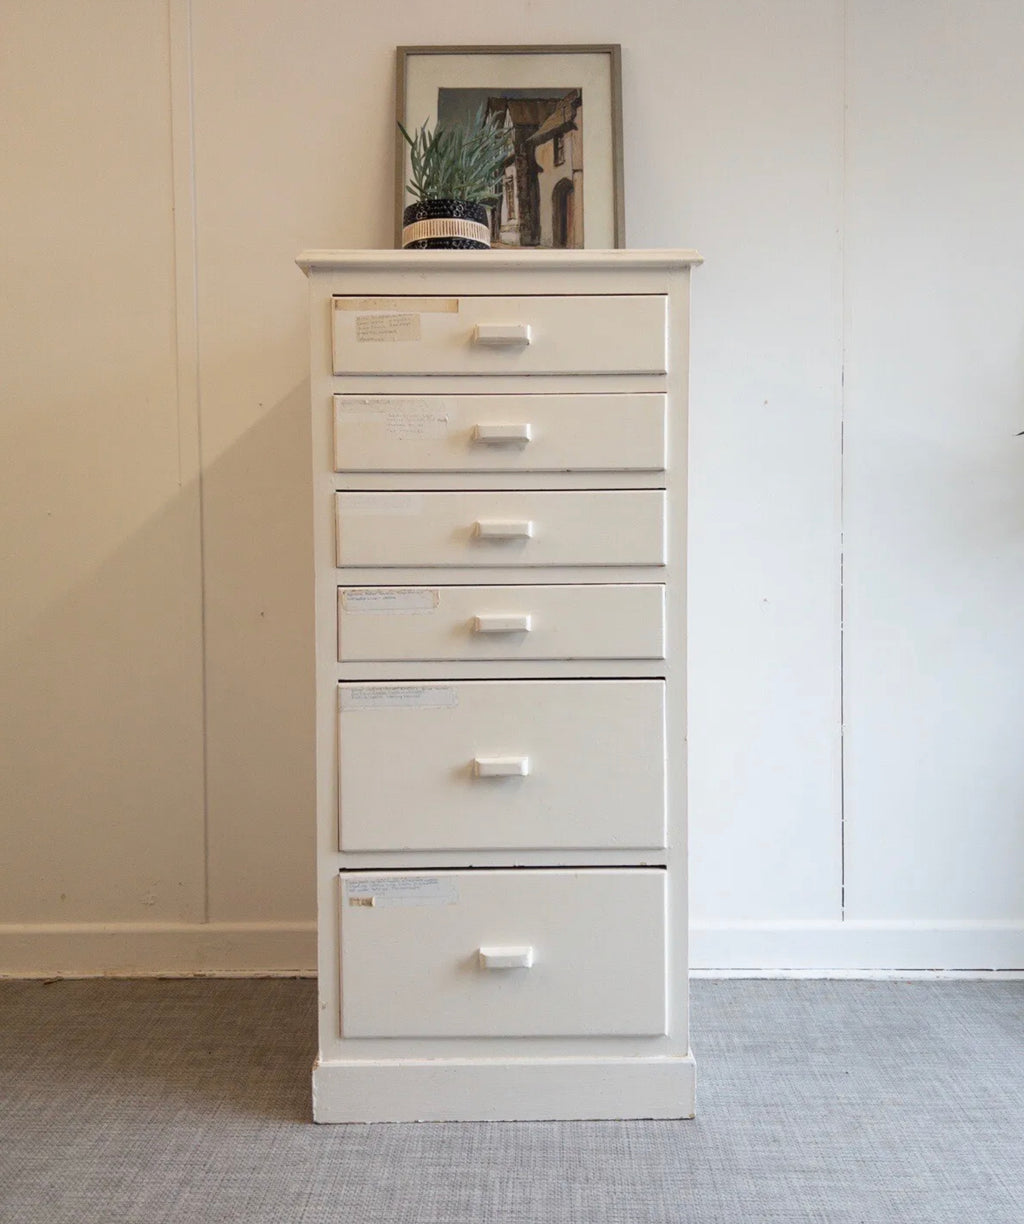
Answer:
0, 380, 316, 934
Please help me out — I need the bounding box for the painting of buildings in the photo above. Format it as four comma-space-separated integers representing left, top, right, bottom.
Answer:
437, 86, 584, 249
525, 89, 584, 248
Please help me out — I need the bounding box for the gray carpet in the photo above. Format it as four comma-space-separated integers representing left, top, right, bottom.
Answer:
0, 979, 1022, 1223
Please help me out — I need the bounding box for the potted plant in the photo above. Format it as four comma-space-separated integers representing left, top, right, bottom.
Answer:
398, 108, 510, 249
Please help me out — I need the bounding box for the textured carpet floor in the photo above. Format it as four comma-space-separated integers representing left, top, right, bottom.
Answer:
0, 978, 1022, 1223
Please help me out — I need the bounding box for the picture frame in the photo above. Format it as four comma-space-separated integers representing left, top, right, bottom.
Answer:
395, 45, 625, 250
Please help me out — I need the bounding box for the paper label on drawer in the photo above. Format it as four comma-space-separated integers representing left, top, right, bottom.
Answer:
335, 297, 458, 314
344, 877, 459, 908
338, 493, 423, 517
339, 685, 457, 711
354, 313, 421, 342
335, 397, 450, 440
340, 588, 439, 614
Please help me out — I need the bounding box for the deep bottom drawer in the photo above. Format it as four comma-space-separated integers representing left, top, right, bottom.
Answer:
338, 680, 666, 851
339, 868, 667, 1038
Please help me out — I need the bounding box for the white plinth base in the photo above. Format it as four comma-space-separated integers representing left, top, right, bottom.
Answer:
312, 1055, 696, 1123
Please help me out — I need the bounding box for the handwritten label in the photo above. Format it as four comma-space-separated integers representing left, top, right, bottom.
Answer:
386, 399, 449, 439
336, 396, 452, 440
355, 313, 420, 342
335, 396, 453, 439
340, 588, 439, 614
339, 685, 457, 711
345, 876, 459, 908
338, 493, 423, 517
335, 297, 458, 313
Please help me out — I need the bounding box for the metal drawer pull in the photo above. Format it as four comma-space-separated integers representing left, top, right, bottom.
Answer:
473, 755, 530, 778
479, 946, 534, 970
472, 613, 532, 634
472, 423, 532, 444
473, 519, 534, 540
473, 323, 532, 347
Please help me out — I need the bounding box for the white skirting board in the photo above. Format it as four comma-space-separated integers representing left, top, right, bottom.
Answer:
5, 921, 1023, 977
0, 922, 316, 977
692, 920, 1024, 972
312, 1056, 697, 1123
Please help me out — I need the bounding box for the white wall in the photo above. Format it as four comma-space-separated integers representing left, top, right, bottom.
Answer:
840, 1, 1024, 968
0, 2, 209, 968
1, 0, 1021, 974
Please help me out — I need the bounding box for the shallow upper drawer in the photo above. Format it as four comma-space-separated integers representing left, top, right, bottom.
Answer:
335, 490, 666, 568
332, 393, 666, 472
331, 295, 667, 376
339, 868, 667, 1038
337, 584, 665, 662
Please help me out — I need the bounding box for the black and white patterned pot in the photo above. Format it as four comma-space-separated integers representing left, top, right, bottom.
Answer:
402, 199, 490, 249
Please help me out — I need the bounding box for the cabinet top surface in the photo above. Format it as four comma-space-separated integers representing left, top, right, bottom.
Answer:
296, 249, 702, 275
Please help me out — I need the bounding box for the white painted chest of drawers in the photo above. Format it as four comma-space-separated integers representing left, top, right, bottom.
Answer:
297, 249, 700, 1122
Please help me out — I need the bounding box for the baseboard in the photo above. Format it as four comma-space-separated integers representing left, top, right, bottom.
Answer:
6, 918, 1022, 978
312, 1055, 697, 1123
692, 919, 1024, 972
0, 921, 317, 977
692, 968, 1024, 979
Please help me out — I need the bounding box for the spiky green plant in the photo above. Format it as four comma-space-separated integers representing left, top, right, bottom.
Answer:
399, 108, 511, 205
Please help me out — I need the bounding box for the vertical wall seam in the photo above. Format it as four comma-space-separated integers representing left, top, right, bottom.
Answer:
168, 0, 210, 924
839, 0, 849, 922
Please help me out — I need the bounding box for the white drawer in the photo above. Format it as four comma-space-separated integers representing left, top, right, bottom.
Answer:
339, 869, 667, 1037
337, 680, 666, 851
337, 584, 665, 662
335, 491, 666, 569
331, 295, 667, 376
332, 393, 667, 472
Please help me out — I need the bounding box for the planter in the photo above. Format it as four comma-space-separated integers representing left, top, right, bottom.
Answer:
401, 199, 490, 250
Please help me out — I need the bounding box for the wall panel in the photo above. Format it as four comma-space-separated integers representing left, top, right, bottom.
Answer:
0, 2, 206, 933
843, 2, 1024, 933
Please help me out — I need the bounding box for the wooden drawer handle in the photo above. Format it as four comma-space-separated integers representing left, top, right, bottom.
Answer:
473, 519, 534, 540
479, 946, 534, 970
472, 614, 532, 634
473, 323, 532, 347
472, 423, 532, 445
473, 755, 530, 778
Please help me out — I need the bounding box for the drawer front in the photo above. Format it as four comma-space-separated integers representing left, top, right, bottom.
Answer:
339, 869, 667, 1037
335, 491, 666, 569
337, 584, 665, 662
331, 295, 666, 376
332, 393, 667, 472
338, 680, 666, 851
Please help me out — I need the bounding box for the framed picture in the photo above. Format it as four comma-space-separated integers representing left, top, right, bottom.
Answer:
395, 44, 625, 250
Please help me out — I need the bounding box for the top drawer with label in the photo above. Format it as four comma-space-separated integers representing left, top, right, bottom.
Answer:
331, 295, 667, 377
